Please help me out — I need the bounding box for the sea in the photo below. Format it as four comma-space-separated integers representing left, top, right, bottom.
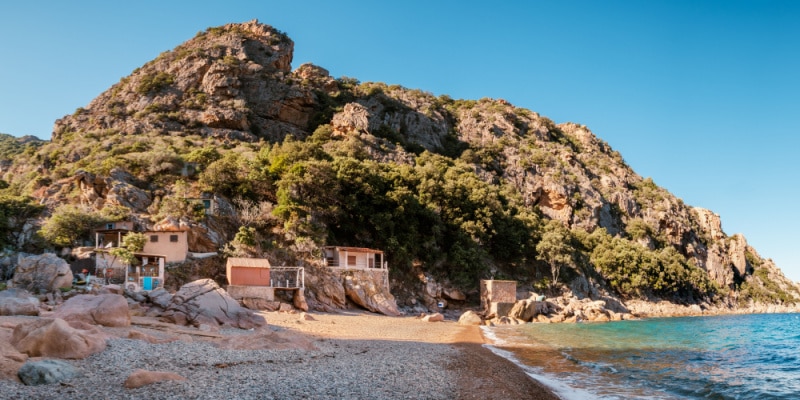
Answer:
483, 313, 800, 399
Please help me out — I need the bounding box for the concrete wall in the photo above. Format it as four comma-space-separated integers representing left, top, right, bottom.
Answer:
480, 280, 517, 317
227, 285, 275, 301
142, 231, 188, 263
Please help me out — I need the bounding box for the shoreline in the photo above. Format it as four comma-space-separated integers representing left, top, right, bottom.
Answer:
266, 310, 562, 400
1, 310, 561, 399
450, 322, 561, 400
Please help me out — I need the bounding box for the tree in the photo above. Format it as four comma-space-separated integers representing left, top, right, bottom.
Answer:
39, 205, 105, 247
105, 232, 147, 282
0, 194, 45, 249
108, 232, 146, 264
536, 220, 575, 291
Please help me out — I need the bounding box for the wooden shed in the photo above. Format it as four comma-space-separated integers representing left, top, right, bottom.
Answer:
226, 258, 271, 286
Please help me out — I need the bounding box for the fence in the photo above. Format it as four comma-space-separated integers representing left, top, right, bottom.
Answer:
269, 267, 304, 289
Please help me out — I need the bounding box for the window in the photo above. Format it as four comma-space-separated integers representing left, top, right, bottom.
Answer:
106, 223, 114, 230
347, 255, 357, 266
150, 235, 158, 242
170, 235, 179, 242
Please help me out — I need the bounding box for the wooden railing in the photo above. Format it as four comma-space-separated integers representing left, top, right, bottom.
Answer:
325, 258, 388, 270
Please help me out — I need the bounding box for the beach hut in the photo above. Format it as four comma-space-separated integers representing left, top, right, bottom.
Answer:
322, 246, 386, 270
226, 257, 272, 286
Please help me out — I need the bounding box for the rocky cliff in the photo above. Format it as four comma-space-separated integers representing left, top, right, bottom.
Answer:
2, 19, 798, 315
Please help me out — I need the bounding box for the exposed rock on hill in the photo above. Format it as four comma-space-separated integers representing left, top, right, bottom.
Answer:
53, 19, 310, 144
2, 19, 798, 315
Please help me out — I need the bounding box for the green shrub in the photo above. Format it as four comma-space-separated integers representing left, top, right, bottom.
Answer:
40, 205, 106, 247
136, 72, 175, 95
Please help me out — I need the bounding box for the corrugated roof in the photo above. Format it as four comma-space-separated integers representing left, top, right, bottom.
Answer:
226, 257, 271, 268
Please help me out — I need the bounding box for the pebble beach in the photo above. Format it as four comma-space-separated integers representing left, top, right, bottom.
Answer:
0, 311, 559, 400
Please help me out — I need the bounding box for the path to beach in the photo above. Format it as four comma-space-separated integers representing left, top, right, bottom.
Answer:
1, 310, 560, 399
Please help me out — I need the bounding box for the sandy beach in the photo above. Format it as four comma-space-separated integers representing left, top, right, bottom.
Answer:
0, 310, 560, 399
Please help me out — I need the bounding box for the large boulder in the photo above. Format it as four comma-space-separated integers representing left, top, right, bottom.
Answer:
0, 288, 40, 316
163, 279, 266, 329
509, 299, 540, 322
54, 294, 131, 327
303, 266, 347, 312
12, 253, 73, 293
11, 318, 108, 359
18, 359, 82, 386
457, 310, 483, 326
343, 271, 401, 316
145, 288, 173, 309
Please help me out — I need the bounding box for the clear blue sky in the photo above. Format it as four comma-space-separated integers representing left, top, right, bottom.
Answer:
2, 1, 799, 280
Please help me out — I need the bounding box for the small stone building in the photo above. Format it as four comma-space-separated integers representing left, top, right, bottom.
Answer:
480, 280, 517, 318
226, 257, 271, 286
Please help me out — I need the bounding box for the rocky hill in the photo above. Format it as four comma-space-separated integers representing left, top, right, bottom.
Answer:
2, 20, 798, 314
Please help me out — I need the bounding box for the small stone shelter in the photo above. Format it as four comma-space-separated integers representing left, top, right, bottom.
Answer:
480, 280, 517, 318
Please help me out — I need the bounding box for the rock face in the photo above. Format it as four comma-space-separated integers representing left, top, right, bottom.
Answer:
12, 253, 73, 293
0, 288, 40, 316
342, 271, 401, 316
54, 293, 131, 327
303, 266, 347, 312
11, 318, 108, 359
163, 279, 266, 329
302, 266, 400, 316
53, 19, 308, 144
18, 359, 82, 386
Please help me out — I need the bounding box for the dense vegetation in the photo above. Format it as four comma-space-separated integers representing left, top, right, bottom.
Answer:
0, 21, 795, 308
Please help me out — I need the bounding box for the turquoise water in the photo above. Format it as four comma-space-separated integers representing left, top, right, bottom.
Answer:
484, 313, 800, 399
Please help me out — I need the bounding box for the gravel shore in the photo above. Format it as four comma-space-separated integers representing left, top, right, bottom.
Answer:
0, 311, 560, 399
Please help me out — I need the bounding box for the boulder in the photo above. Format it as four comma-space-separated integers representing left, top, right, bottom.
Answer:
11, 318, 107, 359
457, 310, 483, 326
535, 314, 551, 323
442, 287, 467, 302
0, 288, 40, 316
303, 267, 346, 312
293, 290, 309, 312
124, 369, 186, 389
54, 294, 131, 327
164, 279, 266, 329
12, 253, 73, 293
422, 312, 444, 322
299, 312, 315, 321
342, 271, 401, 316
509, 299, 538, 322
98, 284, 123, 295
146, 288, 173, 309
18, 359, 82, 386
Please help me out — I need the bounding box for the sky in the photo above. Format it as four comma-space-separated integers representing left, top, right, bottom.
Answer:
1, 1, 799, 280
